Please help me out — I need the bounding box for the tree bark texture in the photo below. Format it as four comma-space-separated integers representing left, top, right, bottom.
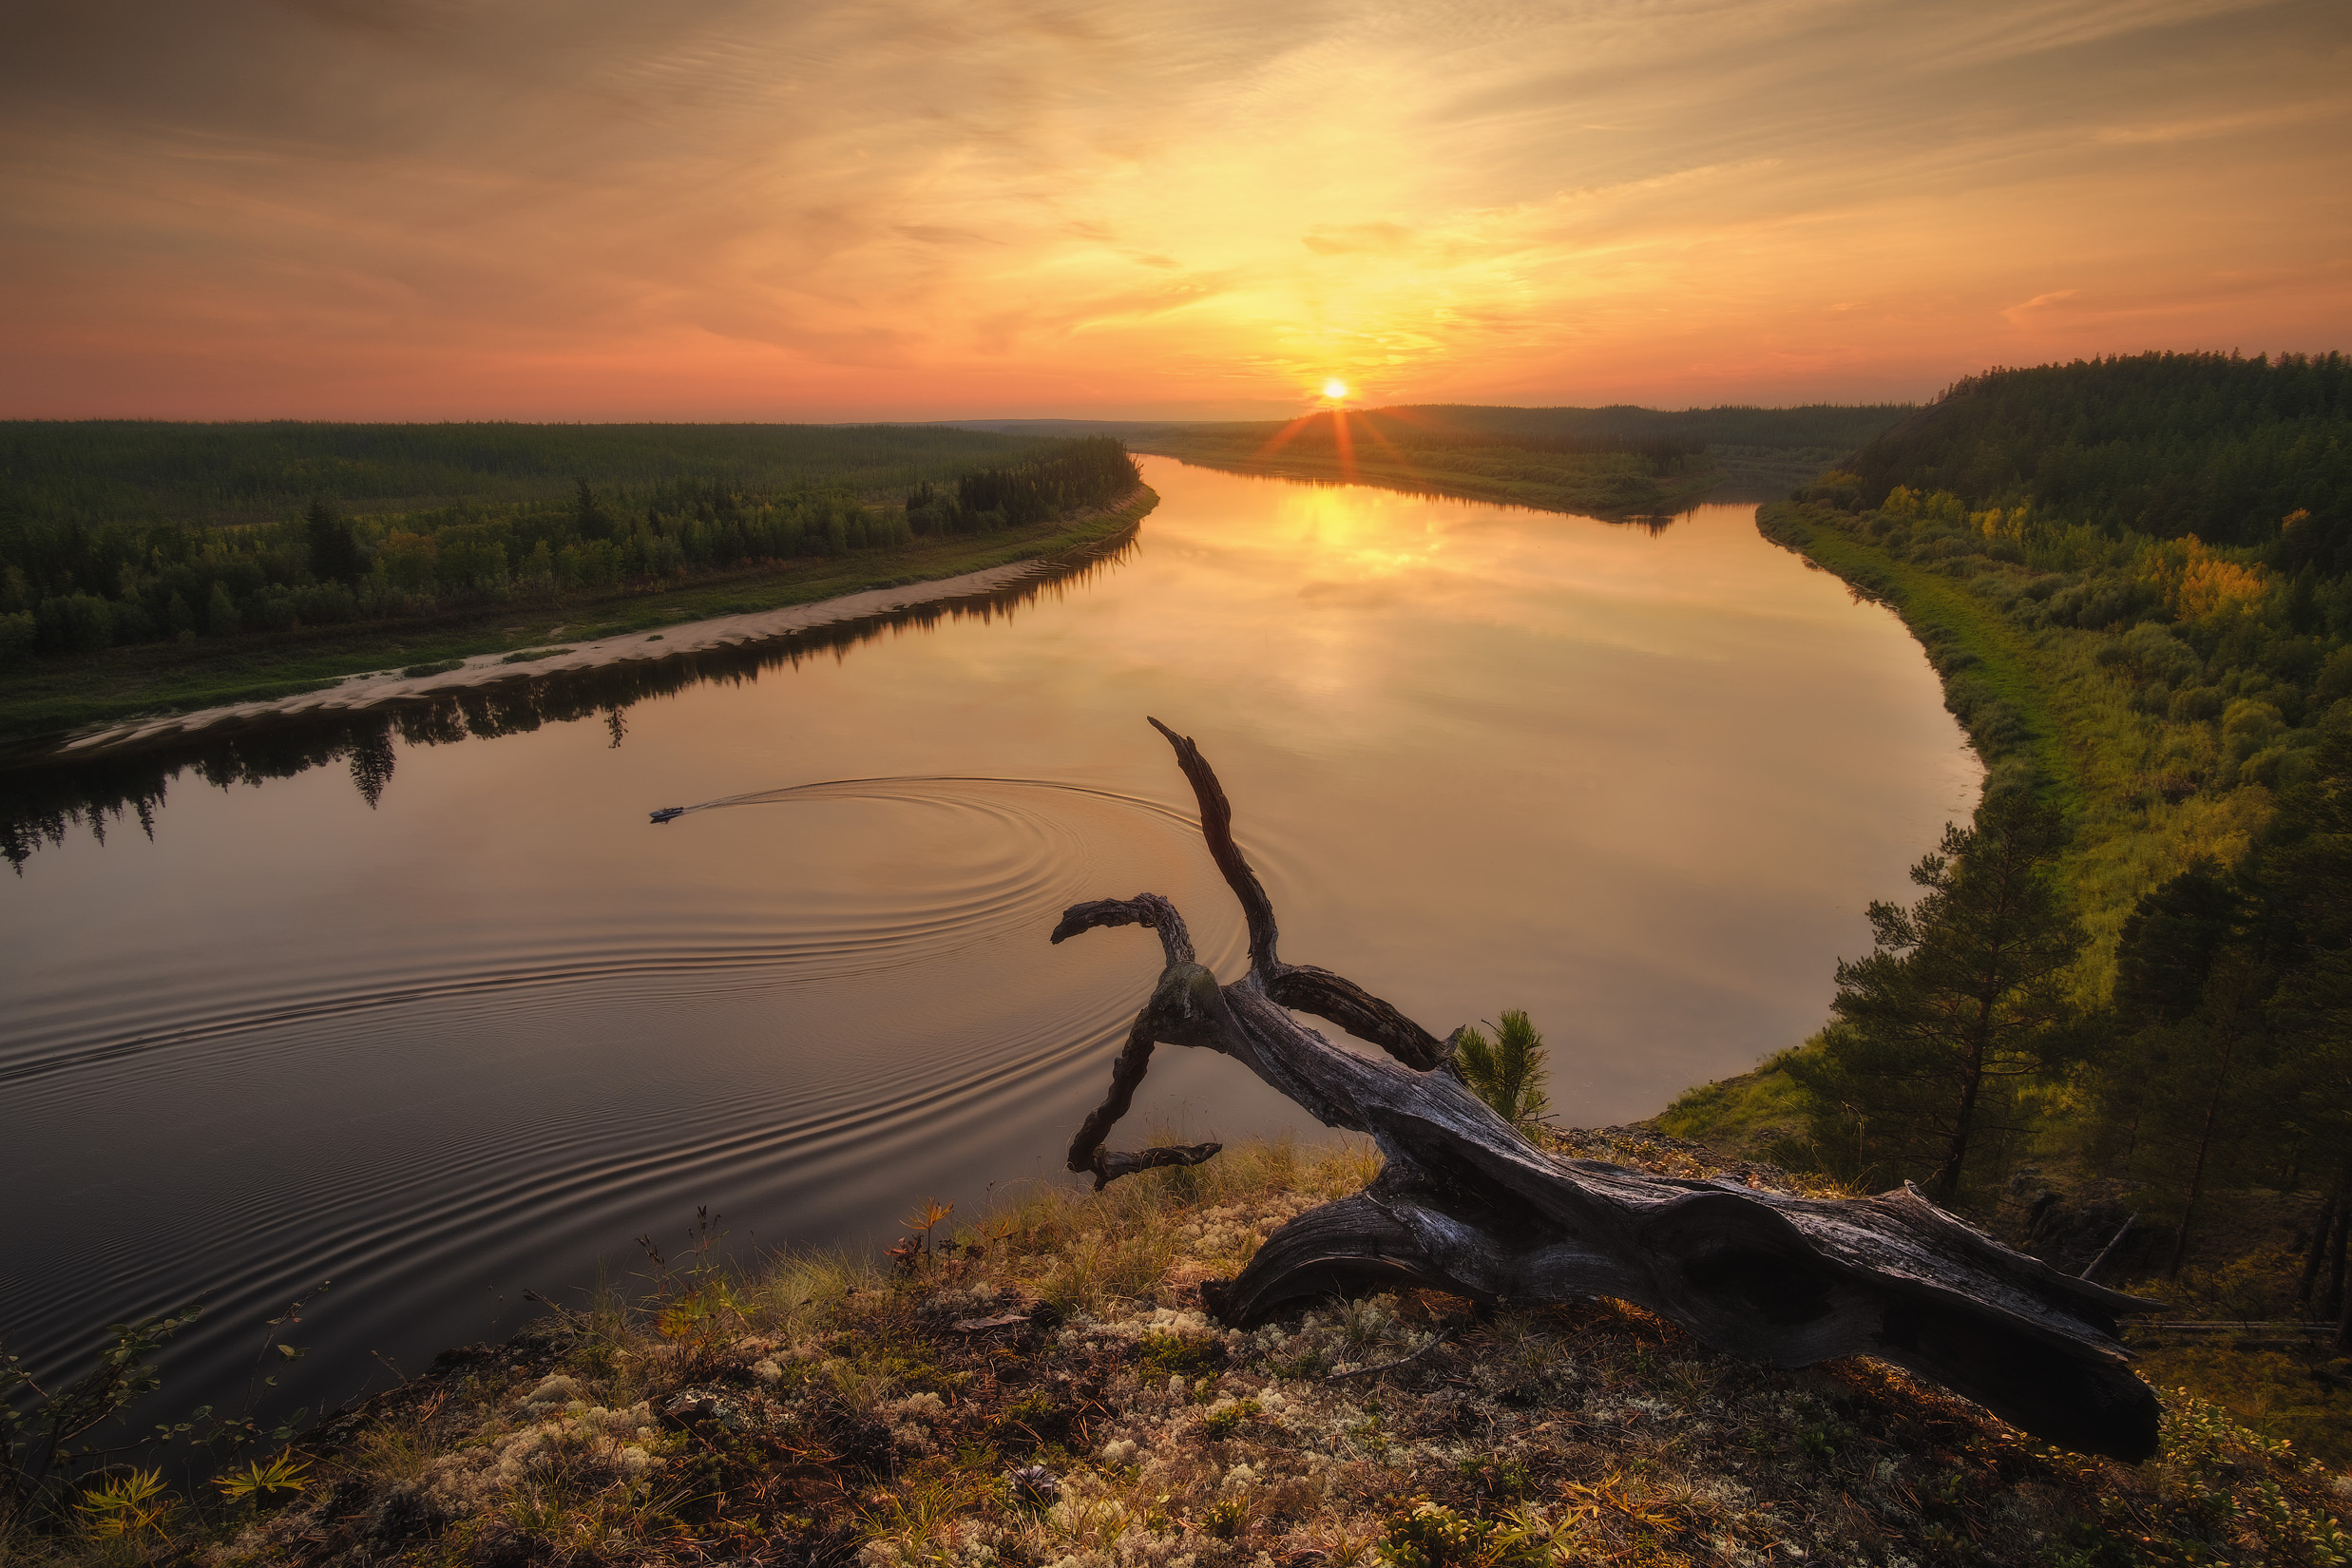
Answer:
1051, 721, 2167, 1461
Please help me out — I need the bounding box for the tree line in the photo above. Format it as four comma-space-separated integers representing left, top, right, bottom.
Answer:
1330, 401, 1918, 452
1672, 352, 2352, 1291
0, 434, 1140, 663
0, 421, 1053, 529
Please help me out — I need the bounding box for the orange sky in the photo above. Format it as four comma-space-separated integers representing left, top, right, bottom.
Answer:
3, 0, 2346, 421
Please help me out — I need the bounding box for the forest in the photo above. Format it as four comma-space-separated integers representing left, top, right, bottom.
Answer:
0, 427, 1138, 664
1120, 401, 1911, 513
1668, 354, 2352, 1359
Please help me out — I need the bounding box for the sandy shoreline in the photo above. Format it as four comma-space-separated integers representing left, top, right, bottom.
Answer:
48, 531, 1132, 762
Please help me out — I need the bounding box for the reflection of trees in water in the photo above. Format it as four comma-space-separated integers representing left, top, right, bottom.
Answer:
1146, 457, 1696, 534
1, 542, 1134, 871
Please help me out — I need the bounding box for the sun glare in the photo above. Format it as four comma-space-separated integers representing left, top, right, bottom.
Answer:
1322, 378, 1348, 401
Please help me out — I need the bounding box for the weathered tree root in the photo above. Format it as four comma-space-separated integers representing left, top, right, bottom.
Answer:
1051, 718, 2165, 1462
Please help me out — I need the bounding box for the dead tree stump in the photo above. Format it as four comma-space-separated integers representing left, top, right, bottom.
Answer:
1050, 719, 2163, 1462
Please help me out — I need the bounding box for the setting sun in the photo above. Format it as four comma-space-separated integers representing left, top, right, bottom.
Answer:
1322, 378, 1348, 401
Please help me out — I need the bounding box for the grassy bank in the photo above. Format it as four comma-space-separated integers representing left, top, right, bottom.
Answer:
0, 489, 1154, 743
1756, 504, 2077, 807
14, 1134, 2347, 1568
1748, 499, 2293, 989
1656, 360, 2352, 1455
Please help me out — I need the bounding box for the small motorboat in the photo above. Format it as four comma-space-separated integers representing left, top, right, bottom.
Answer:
649, 807, 687, 824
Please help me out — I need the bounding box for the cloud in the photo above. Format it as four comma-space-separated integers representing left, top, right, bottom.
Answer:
2094, 100, 2348, 144
0, 0, 2345, 417
2004, 289, 2084, 323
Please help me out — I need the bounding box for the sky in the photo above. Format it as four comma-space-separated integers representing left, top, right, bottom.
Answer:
2, 0, 2346, 421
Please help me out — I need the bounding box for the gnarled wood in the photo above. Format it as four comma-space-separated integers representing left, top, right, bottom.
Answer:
1051, 719, 2166, 1462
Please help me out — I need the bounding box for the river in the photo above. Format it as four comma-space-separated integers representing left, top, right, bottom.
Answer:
0, 455, 1978, 1432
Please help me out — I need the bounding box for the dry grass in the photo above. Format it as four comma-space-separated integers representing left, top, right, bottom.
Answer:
15, 1135, 2351, 1568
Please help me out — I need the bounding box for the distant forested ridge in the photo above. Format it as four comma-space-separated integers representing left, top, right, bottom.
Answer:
1838, 352, 2352, 555
1666, 353, 2352, 1321
0, 424, 1139, 661
1344, 401, 1916, 451
1115, 401, 1913, 513
0, 421, 1051, 527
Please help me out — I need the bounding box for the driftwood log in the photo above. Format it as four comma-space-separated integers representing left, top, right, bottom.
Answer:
1052, 719, 2164, 1463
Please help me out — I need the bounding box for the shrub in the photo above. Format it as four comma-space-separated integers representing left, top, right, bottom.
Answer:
205, 582, 241, 637
0, 612, 34, 666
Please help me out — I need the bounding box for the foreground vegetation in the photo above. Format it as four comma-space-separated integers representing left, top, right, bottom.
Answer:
1123, 404, 1910, 517
1659, 352, 2352, 1444
0, 429, 1147, 739
14, 1136, 2352, 1568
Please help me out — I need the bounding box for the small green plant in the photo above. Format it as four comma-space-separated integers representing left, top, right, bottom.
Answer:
1377, 1500, 1548, 1568
1454, 1011, 1551, 1135
1197, 1399, 1260, 1439
887, 1199, 955, 1272
1457, 1455, 1532, 1499
2, 1306, 199, 1523
1138, 1331, 1221, 1381
1201, 1498, 1252, 1539
214, 1447, 312, 1508
74, 1467, 175, 1539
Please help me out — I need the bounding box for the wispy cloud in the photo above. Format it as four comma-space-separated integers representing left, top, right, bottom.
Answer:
0, 0, 2343, 417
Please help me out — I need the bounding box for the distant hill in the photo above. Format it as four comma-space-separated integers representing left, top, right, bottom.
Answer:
950, 402, 1916, 509
950, 401, 1911, 450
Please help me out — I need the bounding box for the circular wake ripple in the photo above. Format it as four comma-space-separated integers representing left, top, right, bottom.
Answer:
4, 775, 1271, 1407
2, 776, 1245, 1088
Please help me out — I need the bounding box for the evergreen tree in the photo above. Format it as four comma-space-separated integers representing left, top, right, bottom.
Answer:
204, 581, 240, 638
304, 496, 367, 585
1455, 1009, 1552, 1136
2086, 743, 2352, 1270
575, 479, 614, 542
1787, 792, 2088, 1204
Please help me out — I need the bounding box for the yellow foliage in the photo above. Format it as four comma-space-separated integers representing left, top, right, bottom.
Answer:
2141, 535, 2266, 620
1971, 503, 2034, 542
1878, 486, 1965, 526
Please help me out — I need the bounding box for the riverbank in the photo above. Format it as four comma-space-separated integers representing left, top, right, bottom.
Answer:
1657, 488, 2351, 1463
1664, 495, 2284, 1133
0, 488, 1156, 754
16, 1134, 2342, 1568
1747, 499, 2300, 994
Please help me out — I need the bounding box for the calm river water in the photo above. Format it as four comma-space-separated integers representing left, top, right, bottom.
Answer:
0, 455, 1977, 1427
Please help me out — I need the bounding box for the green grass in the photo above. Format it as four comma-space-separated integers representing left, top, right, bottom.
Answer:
0, 490, 1153, 743
1759, 502, 2076, 807
1652, 1053, 1826, 1170
1752, 501, 2280, 995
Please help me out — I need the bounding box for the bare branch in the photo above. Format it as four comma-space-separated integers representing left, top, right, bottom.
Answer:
1087, 1143, 1224, 1192
1042, 721, 2166, 1463
1267, 964, 1453, 1070
1067, 980, 1178, 1178
1051, 893, 1195, 966
1148, 717, 1282, 976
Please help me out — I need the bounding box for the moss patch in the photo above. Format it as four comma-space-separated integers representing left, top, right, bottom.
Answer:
27, 1136, 2348, 1568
